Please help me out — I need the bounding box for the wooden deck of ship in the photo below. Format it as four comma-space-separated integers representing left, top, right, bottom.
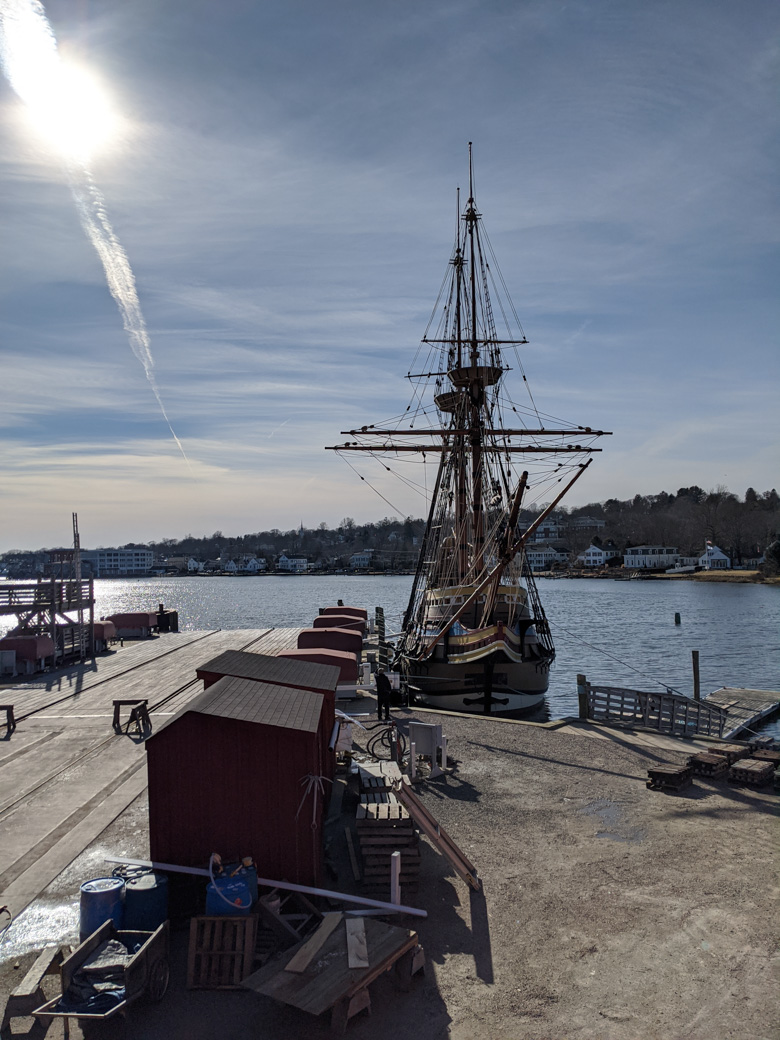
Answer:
0, 629, 304, 920
704, 686, 780, 739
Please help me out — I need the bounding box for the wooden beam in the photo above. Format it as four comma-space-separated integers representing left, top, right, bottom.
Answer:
284, 913, 343, 974
345, 917, 369, 969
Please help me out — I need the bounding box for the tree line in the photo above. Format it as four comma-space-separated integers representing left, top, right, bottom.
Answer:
1, 486, 778, 574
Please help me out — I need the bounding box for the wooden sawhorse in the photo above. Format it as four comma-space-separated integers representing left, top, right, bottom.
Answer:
113, 698, 151, 735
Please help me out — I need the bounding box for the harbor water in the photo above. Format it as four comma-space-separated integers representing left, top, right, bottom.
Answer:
83, 575, 780, 734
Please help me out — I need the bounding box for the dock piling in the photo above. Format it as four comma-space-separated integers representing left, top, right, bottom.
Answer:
692, 650, 700, 702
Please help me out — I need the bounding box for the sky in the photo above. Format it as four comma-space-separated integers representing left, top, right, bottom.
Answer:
0, 0, 778, 551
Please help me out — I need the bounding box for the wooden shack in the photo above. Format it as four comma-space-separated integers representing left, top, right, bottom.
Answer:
297, 627, 363, 656
277, 648, 358, 684
195, 650, 339, 779
146, 676, 327, 886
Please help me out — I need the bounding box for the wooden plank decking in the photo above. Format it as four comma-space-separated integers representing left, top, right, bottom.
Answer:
0, 628, 303, 919
704, 687, 780, 739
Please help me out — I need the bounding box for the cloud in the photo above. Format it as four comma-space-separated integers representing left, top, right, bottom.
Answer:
0, 0, 778, 547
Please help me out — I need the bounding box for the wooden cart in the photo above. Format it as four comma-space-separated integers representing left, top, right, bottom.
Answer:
33, 919, 169, 1023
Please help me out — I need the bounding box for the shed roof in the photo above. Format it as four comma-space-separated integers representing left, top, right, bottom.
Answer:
196, 649, 339, 693
149, 675, 324, 739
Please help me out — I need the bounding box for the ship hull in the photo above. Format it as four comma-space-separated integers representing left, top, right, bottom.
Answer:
401, 637, 551, 715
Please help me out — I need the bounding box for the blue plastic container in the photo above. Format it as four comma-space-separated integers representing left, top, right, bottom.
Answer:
79, 877, 125, 940
205, 876, 252, 916
123, 872, 168, 931
222, 863, 258, 904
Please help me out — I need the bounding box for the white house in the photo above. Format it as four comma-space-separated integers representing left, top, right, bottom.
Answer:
277, 554, 308, 573
241, 557, 266, 573
350, 550, 374, 570
699, 543, 730, 570
222, 559, 238, 573
623, 546, 680, 570
525, 545, 571, 571
577, 543, 620, 567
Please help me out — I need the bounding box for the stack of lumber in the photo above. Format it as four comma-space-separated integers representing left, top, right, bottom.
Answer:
689, 752, 729, 779
750, 748, 780, 767
646, 764, 693, 791
356, 801, 420, 892
708, 743, 751, 765
727, 758, 775, 787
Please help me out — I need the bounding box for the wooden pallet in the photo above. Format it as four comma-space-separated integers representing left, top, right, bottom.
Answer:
728, 758, 775, 787
187, 915, 258, 989
689, 752, 729, 779
646, 765, 693, 791
356, 802, 410, 824
359, 791, 399, 805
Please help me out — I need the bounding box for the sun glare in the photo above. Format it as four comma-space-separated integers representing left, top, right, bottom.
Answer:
25, 61, 115, 161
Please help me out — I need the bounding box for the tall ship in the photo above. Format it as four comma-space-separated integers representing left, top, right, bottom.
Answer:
328, 147, 610, 714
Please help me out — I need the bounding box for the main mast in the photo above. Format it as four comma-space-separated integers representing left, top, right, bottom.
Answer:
326, 148, 611, 665
466, 144, 485, 576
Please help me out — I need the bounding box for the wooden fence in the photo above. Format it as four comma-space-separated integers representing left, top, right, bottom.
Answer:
578, 677, 726, 738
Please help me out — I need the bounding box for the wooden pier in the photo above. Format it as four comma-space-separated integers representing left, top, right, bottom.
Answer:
704, 687, 780, 739
0, 628, 304, 920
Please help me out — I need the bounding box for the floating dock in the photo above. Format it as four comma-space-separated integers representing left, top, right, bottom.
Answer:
704, 687, 780, 739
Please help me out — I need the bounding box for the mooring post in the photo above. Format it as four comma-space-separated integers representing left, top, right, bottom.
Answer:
577, 673, 589, 719
692, 650, 700, 702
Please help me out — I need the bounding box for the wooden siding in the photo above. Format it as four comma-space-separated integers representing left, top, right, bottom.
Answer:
147, 696, 326, 885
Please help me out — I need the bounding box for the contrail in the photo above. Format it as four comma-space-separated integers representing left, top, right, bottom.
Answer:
0, 0, 191, 470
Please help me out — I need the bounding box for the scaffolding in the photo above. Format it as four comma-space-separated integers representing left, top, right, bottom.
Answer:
0, 515, 94, 663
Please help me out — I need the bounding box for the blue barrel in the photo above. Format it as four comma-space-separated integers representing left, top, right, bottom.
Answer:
123, 872, 168, 931
205, 877, 252, 916
79, 877, 125, 939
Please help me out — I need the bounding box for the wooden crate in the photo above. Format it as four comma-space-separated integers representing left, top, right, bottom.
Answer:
646, 765, 692, 791
689, 752, 729, 779
727, 758, 775, 787
187, 915, 258, 989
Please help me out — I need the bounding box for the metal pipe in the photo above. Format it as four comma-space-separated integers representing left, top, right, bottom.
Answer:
105, 856, 427, 917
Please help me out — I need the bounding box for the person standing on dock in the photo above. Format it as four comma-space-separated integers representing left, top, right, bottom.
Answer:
376, 668, 392, 721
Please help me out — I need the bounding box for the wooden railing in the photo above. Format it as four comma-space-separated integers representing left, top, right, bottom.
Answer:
0, 580, 93, 616
578, 676, 725, 738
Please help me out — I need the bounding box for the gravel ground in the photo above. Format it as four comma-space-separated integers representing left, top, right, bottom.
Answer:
2, 710, 777, 1040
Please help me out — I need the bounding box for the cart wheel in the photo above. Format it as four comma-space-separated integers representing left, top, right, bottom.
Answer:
147, 957, 170, 1001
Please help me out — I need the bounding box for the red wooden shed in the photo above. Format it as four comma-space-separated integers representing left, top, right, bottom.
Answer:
195, 650, 339, 779
277, 648, 358, 684
312, 614, 365, 633
146, 676, 327, 886
321, 605, 368, 621
297, 626, 363, 656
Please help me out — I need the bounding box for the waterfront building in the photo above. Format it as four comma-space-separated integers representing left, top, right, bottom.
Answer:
80, 548, 154, 576
623, 546, 680, 570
